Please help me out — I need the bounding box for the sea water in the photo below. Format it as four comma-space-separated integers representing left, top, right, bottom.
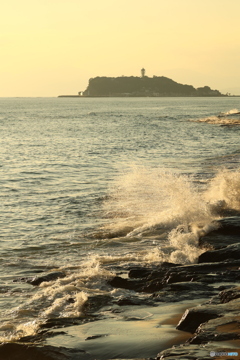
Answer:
0, 96, 240, 342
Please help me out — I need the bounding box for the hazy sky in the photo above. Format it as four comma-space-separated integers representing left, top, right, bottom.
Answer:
1, 0, 240, 97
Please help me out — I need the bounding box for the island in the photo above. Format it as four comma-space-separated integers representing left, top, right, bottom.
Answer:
59, 69, 226, 97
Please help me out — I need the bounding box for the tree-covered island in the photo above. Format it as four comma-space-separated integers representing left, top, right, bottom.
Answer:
59, 69, 226, 97
81, 70, 224, 97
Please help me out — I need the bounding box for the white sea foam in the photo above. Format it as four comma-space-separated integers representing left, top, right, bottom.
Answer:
194, 108, 240, 125
220, 108, 240, 116
0, 261, 115, 342
204, 168, 240, 210
0, 320, 39, 343
103, 166, 212, 236
101, 166, 240, 264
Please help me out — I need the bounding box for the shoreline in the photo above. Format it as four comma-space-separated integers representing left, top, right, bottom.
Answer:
0, 220, 240, 359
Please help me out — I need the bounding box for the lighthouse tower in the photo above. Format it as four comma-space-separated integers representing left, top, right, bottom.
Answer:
141, 68, 145, 78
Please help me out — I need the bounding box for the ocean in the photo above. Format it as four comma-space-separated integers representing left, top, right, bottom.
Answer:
0, 97, 240, 357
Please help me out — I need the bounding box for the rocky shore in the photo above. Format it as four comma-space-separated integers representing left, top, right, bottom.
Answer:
1, 216, 240, 360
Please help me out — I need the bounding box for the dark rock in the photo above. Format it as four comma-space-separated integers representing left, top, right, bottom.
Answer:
108, 274, 168, 293
108, 259, 240, 297
12, 272, 67, 286
128, 262, 179, 279
0, 343, 89, 360
128, 267, 154, 279
176, 298, 240, 333
199, 216, 240, 249
219, 286, 240, 303
17, 331, 67, 343
82, 294, 112, 314
177, 259, 240, 272
176, 308, 220, 333
13, 271, 67, 285
28, 271, 66, 285
39, 318, 90, 330
216, 285, 233, 291
189, 315, 240, 344
165, 282, 212, 292
85, 334, 107, 340
198, 243, 240, 263
108, 276, 152, 292
140, 278, 165, 293
115, 295, 154, 306
67, 297, 75, 304
116, 297, 141, 306
152, 282, 217, 303
108, 276, 136, 289
156, 343, 237, 360
163, 272, 196, 284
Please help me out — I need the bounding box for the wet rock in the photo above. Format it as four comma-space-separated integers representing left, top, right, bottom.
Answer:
39, 317, 91, 330
176, 298, 240, 333
144, 260, 240, 285
176, 308, 220, 333
17, 331, 67, 343
198, 243, 240, 263
85, 334, 107, 340
0, 343, 89, 360
109, 274, 179, 293
164, 282, 212, 292
116, 297, 142, 306
199, 216, 240, 249
177, 259, 240, 273
152, 282, 217, 303
108, 276, 139, 290
14, 271, 67, 286
107, 275, 159, 293
156, 343, 238, 360
67, 297, 75, 304
28, 271, 67, 285
115, 295, 154, 306
162, 272, 196, 284
189, 315, 240, 344
108, 260, 240, 296
219, 286, 240, 303
128, 262, 179, 279
82, 294, 112, 314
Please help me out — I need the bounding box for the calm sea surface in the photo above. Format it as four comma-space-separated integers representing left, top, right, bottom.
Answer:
0, 97, 240, 342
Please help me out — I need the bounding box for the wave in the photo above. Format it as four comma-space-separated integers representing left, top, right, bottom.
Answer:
204, 167, 240, 211
102, 167, 211, 234
1, 166, 240, 343
100, 166, 240, 264
218, 108, 240, 116
193, 108, 240, 125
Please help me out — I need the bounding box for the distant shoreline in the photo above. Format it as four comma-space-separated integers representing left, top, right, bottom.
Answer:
58, 73, 239, 97
58, 95, 240, 98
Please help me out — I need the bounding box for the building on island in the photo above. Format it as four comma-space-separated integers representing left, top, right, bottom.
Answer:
141, 68, 146, 78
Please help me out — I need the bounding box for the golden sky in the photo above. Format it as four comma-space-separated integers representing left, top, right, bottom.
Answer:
1, 0, 240, 96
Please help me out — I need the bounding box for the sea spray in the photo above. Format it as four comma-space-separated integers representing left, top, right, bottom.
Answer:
194, 108, 240, 125
204, 168, 240, 211
101, 166, 240, 264
102, 166, 213, 238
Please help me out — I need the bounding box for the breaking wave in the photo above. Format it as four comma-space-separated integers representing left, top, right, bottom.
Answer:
193, 108, 240, 125
101, 166, 240, 264
1, 166, 240, 343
